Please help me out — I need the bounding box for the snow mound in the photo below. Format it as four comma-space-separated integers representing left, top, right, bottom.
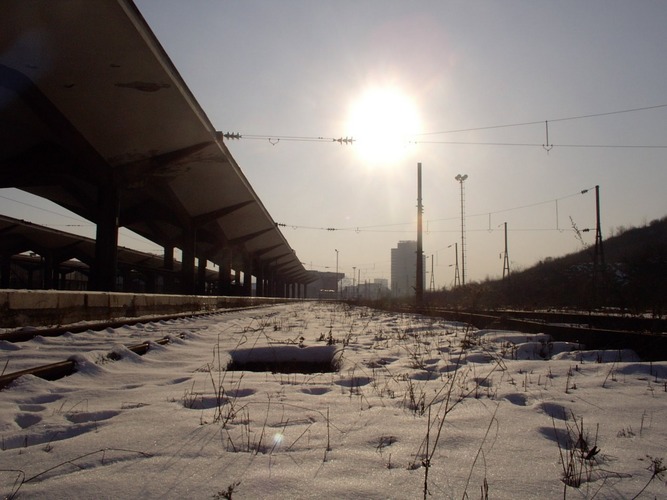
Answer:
553, 349, 640, 362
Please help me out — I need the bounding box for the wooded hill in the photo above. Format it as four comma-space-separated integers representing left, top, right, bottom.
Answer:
426, 216, 667, 316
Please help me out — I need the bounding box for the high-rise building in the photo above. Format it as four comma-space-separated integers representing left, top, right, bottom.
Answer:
391, 241, 424, 298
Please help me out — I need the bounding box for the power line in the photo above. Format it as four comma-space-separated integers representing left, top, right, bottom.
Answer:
222, 103, 667, 148
277, 187, 594, 233
417, 103, 667, 136
0, 193, 163, 251
427, 187, 593, 224
411, 140, 667, 149
227, 133, 667, 149
1, 183, 588, 240
0, 194, 89, 222
223, 132, 354, 145
280, 224, 577, 234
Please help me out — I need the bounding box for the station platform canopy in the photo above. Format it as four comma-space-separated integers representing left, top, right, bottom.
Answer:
0, 0, 313, 291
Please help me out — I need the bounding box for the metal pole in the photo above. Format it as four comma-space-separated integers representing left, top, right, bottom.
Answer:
335, 249, 339, 299
416, 163, 424, 304
502, 222, 510, 279
429, 254, 435, 292
594, 185, 604, 266
455, 174, 468, 285
454, 242, 460, 287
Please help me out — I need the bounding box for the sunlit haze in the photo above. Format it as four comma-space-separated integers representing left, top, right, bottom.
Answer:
2, 0, 666, 289
346, 86, 421, 168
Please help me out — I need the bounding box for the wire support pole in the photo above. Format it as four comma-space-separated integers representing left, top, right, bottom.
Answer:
429, 254, 435, 292
453, 242, 460, 287
594, 185, 604, 267
455, 174, 468, 285
502, 222, 510, 279
335, 249, 339, 299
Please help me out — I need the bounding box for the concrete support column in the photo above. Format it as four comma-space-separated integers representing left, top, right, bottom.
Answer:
119, 266, 131, 292
197, 256, 207, 295
43, 253, 56, 290
266, 272, 274, 297
163, 245, 174, 293
180, 226, 196, 295
91, 184, 120, 291
59, 270, 68, 290
255, 264, 265, 297
1, 255, 10, 288
242, 266, 253, 296
146, 271, 156, 293
218, 249, 232, 296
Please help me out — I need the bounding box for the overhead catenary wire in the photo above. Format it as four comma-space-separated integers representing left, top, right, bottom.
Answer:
223, 103, 667, 149
2, 178, 597, 256
410, 140, 667, 149
226, 135, 667, 150
0, 194, 164, 252
223, 133, 354, 145
280, 226, 580, 235
0, 194, 88, 222
276, 187, 595, 233
416, 103, 667, 136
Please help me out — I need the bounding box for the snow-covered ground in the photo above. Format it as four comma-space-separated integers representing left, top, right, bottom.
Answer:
1, 302, 666, 499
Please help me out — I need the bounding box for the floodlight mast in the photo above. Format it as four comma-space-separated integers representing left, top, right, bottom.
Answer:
455, 174, 468, 285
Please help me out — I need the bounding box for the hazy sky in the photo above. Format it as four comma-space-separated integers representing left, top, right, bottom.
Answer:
3, 1, 667, 288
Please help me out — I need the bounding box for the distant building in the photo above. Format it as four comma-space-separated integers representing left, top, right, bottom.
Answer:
374, 278, 389, 290
391, 241, 424, 298
304, 271, 345, 299
341, 278, 390, 300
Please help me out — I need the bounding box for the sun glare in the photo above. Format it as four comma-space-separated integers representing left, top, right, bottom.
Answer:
347, 87, 421, 168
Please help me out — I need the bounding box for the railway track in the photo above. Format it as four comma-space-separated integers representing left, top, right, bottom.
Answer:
3, 302, 666, 391
0, 336, 173, 390
413, 307, 667, 361
0, 304, 272, 390
360, 302, 667, 360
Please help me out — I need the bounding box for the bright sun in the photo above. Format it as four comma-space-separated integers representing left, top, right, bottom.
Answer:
346, 87, 421, 168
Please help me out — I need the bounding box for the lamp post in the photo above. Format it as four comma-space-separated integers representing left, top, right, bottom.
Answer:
455, 174, 468, 285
